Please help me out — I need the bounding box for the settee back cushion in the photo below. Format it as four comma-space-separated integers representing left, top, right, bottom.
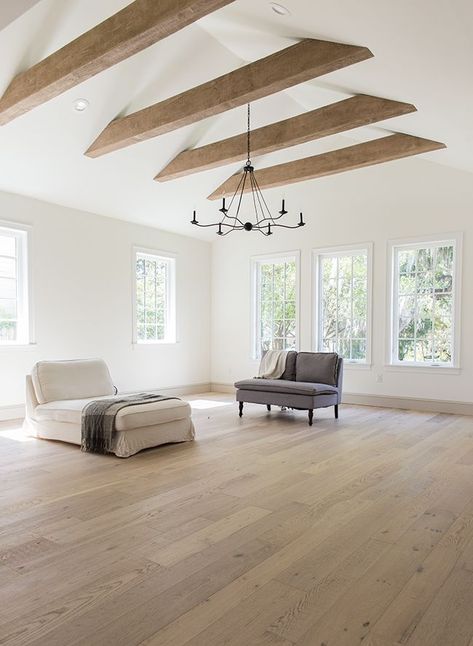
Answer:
280, 351, 297, 381
295, 352, 339, 386
31, 359, 115, 404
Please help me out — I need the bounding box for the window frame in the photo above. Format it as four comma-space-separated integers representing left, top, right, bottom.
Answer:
132, 246, 177, 345
250, 250, 300, 361
312, 242, 373, 366
387, 233, 462, 369
0, 221, 32, 347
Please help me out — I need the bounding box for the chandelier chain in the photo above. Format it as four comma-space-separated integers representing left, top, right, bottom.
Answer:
247, 103, 251, 164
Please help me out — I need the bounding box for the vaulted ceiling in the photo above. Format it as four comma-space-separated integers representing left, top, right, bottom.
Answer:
0, 0, 471, 239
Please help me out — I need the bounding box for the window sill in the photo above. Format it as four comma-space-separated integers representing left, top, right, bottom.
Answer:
344, 362, 372, 370
132, 341, 178, 347
0, 342, 36, 351
385, 364, 461, 375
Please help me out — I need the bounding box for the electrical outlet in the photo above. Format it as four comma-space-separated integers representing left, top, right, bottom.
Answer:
376, 374, 384, 384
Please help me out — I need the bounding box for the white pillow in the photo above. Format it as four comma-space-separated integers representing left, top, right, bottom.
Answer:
31, 359, 115, 404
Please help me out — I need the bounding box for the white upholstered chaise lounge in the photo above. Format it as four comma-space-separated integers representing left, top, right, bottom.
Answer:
24, 359, 195, 458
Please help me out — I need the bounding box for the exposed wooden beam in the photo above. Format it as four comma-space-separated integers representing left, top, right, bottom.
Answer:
85, 39, 373, 158
0, 0, 235, 125
155, 95, 416, 181
207, 134, 446, 199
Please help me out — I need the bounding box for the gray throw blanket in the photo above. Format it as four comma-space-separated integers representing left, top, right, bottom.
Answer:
81, 393, 178, 455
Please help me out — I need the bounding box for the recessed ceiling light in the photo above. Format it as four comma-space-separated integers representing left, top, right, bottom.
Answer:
73, 98, 89, 112
270, 2, 291, 16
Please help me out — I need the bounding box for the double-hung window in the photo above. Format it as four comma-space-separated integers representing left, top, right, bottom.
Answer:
133, 248, 176, 344
313, 244, 372, 363
252, 252, 299, 359
0, 224, 30, 345
389, 235, 461, 367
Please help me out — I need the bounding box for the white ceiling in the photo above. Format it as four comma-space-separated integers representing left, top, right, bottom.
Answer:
0, 0, 43, 30
0, 0, 471, 239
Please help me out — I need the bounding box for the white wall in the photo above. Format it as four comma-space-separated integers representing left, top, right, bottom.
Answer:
210, 157, 473, 405
0, 190, 211, 411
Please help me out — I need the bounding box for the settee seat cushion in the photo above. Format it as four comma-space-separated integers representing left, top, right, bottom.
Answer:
34, 395, 191, 431
234, 379, 337, 396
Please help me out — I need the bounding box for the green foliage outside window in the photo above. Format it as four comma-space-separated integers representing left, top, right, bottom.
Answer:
396, 245, 454, 363
136, 256, 168, 342
320, 251, 368, 361
258, 260, 297, 356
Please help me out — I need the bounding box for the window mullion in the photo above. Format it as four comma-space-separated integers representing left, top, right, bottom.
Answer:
336, 257, 339, 354
414, 252, 418, 361
350, 255, 354, 360
430, 247, 438, 363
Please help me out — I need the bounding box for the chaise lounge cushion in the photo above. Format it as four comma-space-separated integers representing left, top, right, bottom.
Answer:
32, 359, 115, 404
296, 352, 339, 386
233, 379, 338, 396
34, 396, 192, 431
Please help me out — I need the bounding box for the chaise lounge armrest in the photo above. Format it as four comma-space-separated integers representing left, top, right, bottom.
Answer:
234, 379, 338, 396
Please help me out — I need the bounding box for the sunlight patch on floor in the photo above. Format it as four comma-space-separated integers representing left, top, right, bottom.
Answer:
0, 425, 34, 442
190, 399, 233, 410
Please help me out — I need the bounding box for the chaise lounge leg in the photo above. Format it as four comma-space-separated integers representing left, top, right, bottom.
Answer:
308, 409, 314, 426
334, 404, 339, 419
266, 404, 271, 411
239, 401, 244, 417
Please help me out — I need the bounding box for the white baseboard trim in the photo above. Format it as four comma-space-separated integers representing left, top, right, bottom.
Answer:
211, 383, 235, 394
210, 383, 473, 416
148, 383, 212, 397
0, 405, 25, 421
343, 392, 473, 416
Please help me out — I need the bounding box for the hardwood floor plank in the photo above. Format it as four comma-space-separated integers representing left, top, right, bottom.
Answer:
401, 567, 473, 646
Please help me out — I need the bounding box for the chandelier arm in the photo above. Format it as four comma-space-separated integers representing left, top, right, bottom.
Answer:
249, 170, 260, 223
219, 225, 244, 236
226, 171, 247, 216
252, 173, 276, 222
251, 173, 273, 226
232, 167, 249, 225
193, 220, 245, 229
250, 171, 265, 226
266, 222, 303, 229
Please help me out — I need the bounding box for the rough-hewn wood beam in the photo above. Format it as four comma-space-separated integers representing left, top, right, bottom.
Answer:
207, 134, 446, 199
155, 95, 416, 181
86, 38, 373, 158
0, 0, 235, 125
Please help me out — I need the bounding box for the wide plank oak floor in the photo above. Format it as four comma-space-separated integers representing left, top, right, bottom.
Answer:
0, 395, 473, 646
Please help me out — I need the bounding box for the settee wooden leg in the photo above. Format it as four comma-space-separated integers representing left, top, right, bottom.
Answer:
308, 409, 314, 426
239, 402, 243, 417
334, 404, 339, 419
266, 404, 271, 412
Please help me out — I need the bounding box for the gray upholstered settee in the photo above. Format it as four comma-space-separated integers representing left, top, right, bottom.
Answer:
234, 351, 343, 426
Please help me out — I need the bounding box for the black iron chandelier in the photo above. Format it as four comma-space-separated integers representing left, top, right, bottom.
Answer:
191, 104, 305, 236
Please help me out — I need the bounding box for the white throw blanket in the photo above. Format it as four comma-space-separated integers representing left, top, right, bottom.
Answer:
257, 350, 289, 379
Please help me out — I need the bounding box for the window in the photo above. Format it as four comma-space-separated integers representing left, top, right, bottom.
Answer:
0, 224, 30, 345
389, 235, 461, 367
313, 244, 372, 363
252, 252, 299, 359
133, 249, 176, 344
